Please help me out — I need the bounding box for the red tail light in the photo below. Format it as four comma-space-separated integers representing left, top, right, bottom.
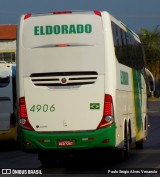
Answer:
24, 13, 32, 20
97, 94, 114, 129
19, 97, 34, 131
19, 97, 27, 118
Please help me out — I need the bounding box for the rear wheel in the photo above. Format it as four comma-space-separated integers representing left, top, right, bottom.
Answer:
124, 123, 131, 159
116, 124, 131, 162
38, 152, 59, 167
136, 117, 145, 149
136, 139, 144, 149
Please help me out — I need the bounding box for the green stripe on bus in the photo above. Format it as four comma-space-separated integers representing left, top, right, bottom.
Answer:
19, 123, 116, 150
132, 69, 143, 138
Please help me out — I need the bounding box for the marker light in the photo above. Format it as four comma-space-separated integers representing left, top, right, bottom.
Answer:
24, 13, 32, 20
103, 139, 110, 144
53, 11, 72, 15
94, 10, 101, 16
56, 44, 69, 47
25, 142, 31, 145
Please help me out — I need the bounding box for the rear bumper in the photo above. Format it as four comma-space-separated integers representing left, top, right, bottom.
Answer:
19, 123, 116, 151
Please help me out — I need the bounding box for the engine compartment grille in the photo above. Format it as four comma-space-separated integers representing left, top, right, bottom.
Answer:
30, 71, 98, 86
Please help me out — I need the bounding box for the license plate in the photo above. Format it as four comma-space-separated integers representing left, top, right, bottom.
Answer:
58, 140, 74, 146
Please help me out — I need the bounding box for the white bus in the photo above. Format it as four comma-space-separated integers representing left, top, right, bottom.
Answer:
0, 63, 17, 141
17, 10, 148, 165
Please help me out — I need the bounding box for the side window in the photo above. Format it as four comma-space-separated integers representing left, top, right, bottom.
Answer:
112, 23, 123, 64
111, 22, 145, 70
135, 44, 144, 69
0, 52, 16, 63
0, 74, 10, 88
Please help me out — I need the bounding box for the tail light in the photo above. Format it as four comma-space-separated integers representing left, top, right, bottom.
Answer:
19, 97, 34, 131
97, 94, 114, 129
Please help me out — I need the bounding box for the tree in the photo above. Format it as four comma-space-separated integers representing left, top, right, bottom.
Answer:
139, 26, 160, 80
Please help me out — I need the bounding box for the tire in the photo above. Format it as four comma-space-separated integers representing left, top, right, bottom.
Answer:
136, 139, 144, 149
115, 124, 131, 162
38, 152, 59, 167
124, 124, 131, 159
115, 149, 125, 162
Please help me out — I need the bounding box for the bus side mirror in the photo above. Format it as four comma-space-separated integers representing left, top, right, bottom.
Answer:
145, 68, 155, 97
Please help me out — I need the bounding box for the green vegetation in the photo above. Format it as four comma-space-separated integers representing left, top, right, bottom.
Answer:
139, 26, 160, 97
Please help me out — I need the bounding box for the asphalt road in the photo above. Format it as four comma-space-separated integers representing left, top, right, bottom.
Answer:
0, 99, 160, 177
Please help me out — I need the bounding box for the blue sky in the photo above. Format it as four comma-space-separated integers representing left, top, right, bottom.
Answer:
0, 0, 160, 33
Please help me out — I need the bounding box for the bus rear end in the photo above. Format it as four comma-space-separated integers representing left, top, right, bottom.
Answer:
17, 11, 116, 157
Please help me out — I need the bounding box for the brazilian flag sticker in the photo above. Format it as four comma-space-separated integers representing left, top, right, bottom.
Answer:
90, 103, 100, 110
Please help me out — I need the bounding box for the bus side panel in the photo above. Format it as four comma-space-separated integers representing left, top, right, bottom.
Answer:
0, 64, 17, 141
102, 12, 118, 147
132, 69, 147, 141
0, 99, 11, 131
115, 63, 133, 148
142, 75, 148, 139
0, 65, 13, 131
116, 64, 147, 148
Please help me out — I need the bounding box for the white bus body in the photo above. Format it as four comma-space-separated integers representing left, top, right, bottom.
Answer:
0, 63, 17, 141
17, 11, 148, 163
